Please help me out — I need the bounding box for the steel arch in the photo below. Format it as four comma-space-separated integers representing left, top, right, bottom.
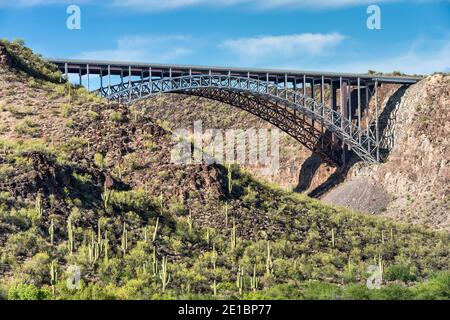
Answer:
101, 74, 379, 164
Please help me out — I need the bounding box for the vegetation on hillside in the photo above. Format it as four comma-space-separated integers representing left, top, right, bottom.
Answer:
0, 40, 448, 300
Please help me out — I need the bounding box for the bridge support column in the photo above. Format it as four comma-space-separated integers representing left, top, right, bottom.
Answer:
375, 80, 379, 161
303, 75, 306, 123
149, 67, 153, 93
99, 68, 103, 90
86, 64, 90, 91
348, 79, 352, 125
128, 66, 132, 100
108, 65, 111, 95
365, 84, 370, 153
64, 62, 68, 82
320, 76, 325, 148
357, 77, 362, 144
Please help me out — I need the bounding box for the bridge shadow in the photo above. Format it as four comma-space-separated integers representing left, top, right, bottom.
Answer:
377, 85, 408, 160
295, 84, 408, 197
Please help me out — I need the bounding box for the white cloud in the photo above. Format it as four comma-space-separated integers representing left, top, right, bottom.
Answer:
220, 33, 346, 60
328, 39, 450, 75
78, 35, 195, 63
0, 0, 86, 6
111, 0, 435, 11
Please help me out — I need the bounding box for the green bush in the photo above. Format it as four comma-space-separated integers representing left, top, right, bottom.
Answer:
385, 264, 417, 282
7, 283, 51, 300
411, 273, 450, 300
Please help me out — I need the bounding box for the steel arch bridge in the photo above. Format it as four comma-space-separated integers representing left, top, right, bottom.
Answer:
49, 59, 421, 166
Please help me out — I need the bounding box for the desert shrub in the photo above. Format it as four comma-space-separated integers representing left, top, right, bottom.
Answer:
7, 283, 51, 300
0, 39, 61, 82
370, 284, 414, 300
110, 111, 124, 123
168, 198, 186, 215
385, 264, 417, 282
109, 189, 154, 216
5, 229, 47, 257
14, 118, 40, 137
93, 153, 107, 168
18, 252, 50, 286
411, 272, 450, 300
299, 281, 341, 300
244, 284, 303, 300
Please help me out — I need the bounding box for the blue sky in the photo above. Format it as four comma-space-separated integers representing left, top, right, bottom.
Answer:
0, 0, 449, 74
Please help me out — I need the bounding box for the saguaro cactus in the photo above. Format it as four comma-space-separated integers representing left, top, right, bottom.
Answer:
230, 219, 237, 251
266, 241, 273, 276
236, 265, 244, 295
211, 243, 217, 271
227, 164, 232, 194
50, 260, 58, 295
160, 256, 171, 292
250, 265, 258, 292
152, 247, 158, 277
49, 219, 55, 246
103, 230, 109, 262
35, 193, 43, 218
67, 217, 74, 254
331, 228, 335, 248
212, 279, 217, 297
152, 217, 159, 242
224, 202, 229, 228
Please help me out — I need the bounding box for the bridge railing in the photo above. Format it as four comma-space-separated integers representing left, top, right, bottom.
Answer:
102, 74, 379, 162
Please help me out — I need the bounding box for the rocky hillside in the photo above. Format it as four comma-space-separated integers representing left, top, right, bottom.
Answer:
136, 94, 335, 193
323, 74, 450, 231
0, 40, 448, 300
134, 72, 449, 232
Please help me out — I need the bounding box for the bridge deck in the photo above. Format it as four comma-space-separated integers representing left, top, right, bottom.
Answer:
48, 58, 422, 85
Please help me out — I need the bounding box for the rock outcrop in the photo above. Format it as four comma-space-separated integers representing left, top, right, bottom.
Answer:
323, 74, 450, 230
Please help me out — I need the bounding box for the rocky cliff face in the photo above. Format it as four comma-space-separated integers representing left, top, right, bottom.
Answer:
323, 74, 450, 230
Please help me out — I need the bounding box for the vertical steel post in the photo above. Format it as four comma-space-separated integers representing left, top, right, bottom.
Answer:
275, 76, 278, 96
348, 79, 352, 124
321, 76, 325, 138
149, 67, 152, 93
99, 68, 103, 91
357, 77, 361, 144
78, 67, 82, 86
366, 84, 370, 153
266, 73, 269, 93
331, 80, 336, 150
321, 76, 325, 105
64, 62, 68, 81
284, 73, 288, 98
293, 78, 297, 103
375, 80, 379, 161
140, 70, 143, 97
128, 66, 132, 87
86, 64, 90, 91
303, 75, 306, 122
108, 65, 111, 94
170, 67, 173, 89
339, 76, 343, 130
311, 79, 315, 127
128, 66, 132, 100
331, 80, 335, 124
